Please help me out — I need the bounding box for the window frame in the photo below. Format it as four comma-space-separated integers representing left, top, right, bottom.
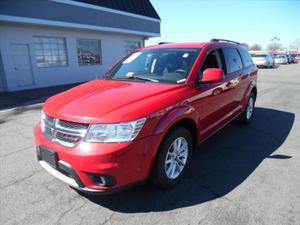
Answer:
197, 48, 227, 82
33, 35, 68, 68
76, 38, 102, 66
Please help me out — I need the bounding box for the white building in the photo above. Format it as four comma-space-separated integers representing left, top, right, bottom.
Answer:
0, 0, 160, 92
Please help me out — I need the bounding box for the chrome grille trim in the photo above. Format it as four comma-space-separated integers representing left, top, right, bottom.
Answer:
42, 115, 89, 147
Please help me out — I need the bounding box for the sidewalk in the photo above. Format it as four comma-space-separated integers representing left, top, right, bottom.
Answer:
0, 83, 82, 111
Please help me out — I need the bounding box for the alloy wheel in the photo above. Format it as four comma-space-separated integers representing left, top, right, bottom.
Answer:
246, 96, 254, 119
164, 137, 188, 179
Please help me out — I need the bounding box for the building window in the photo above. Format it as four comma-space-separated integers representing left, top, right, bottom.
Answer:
33, 36, 68, 68
124, 41, 141, 55
77, 39, 101, 65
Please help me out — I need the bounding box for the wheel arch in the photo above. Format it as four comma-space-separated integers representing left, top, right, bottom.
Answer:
169, 118, 198, 148
153, 107, 199, 150
241, 80, 257, 111
251, 86, 257, 101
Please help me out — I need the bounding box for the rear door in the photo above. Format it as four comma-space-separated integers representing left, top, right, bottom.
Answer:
237, 48, 257, 105
221, 47, 245, 112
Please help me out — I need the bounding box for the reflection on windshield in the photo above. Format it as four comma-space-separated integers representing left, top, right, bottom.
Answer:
107, 48, 201, 84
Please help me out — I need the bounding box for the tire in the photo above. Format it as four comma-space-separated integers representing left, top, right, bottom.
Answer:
151, 127, 193, 188
239, 92, 255, 124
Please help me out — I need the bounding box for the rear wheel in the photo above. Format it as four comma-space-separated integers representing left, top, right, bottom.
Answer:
151, 127, 193, 188
239, 92, 255, 124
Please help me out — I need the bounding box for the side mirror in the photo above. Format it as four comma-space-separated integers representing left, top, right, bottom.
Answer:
201, 68, 225, 83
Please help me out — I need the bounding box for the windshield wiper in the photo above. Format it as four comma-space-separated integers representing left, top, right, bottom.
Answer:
131, 75, 159, 83
115, 74, 159, 83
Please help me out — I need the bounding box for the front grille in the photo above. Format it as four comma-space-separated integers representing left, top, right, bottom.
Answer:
58, 120, 89, 131
42, 114, 89, 147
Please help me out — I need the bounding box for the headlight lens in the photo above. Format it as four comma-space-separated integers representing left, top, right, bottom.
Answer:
40, 110, 46, 132
85, 117, 146, 143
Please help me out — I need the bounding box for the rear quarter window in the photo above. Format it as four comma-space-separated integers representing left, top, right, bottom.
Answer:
222, 48, 243, 74
239, 49, 254, 67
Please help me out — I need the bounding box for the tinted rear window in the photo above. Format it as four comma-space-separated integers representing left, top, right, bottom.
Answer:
222, 48, 243, 73
239, 49, 254, 67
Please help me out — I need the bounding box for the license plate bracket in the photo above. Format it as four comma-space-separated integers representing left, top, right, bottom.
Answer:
40, 146, 58, 168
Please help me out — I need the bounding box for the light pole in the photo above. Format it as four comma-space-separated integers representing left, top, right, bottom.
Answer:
270, 37, 280, 54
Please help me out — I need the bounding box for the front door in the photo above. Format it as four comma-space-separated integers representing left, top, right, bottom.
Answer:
11, 44, 34, 87
191, 48, 238, 140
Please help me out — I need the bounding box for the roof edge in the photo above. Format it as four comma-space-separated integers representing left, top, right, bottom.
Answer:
0, 15, 161, 37
51, 0, 161, 22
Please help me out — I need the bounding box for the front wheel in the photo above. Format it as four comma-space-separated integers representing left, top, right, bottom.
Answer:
239, 92, 255, 124
151, 127, 193, 188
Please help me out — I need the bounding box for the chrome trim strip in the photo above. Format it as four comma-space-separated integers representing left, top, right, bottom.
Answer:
55, 123, 86, 135
39, 160, 78, 187
54, 138, 77, 147
54, 128, 86, 137
39, 160, 107, 193
42, 116, 89, 147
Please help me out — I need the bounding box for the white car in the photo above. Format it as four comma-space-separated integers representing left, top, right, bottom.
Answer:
251, 54, 275, 68
275, 55, 288, 64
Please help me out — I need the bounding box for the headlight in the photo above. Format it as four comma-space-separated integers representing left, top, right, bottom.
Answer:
41, 110, 46, 132
84, 117, 146, 143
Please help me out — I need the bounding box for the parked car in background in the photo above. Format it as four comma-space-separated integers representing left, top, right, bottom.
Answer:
286, 54, 293, 64
275, 55, 288, 64
34, 39, 258, 194
290, 55, 298, 63
295, 55, 300, 63
251, 54, 275, 68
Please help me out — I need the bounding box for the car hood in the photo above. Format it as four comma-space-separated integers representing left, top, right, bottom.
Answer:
44, 79, 187, 123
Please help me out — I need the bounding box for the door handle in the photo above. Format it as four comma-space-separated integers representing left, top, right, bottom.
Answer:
241, 74, 249, 79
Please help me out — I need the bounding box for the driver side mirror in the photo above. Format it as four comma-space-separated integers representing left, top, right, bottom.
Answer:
201, 68, 225, 83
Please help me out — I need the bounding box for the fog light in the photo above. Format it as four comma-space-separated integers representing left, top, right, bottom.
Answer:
88, 174, 116, 187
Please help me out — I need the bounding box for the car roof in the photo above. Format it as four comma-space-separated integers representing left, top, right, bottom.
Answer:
143, 42, 247, 50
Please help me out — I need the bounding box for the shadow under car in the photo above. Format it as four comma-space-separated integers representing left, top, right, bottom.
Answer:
78, 107, 295, 213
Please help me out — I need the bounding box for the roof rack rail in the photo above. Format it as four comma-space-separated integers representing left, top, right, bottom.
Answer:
210, 38, 244, 45
158, 42, 172, 45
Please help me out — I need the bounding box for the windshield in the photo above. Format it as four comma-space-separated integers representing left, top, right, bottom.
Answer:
106, 48, 201, 84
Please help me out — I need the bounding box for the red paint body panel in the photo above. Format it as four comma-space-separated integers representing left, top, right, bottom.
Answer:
34, 41, 257, 192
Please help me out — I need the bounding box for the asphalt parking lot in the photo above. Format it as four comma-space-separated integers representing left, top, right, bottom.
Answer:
1, 64, 300, 225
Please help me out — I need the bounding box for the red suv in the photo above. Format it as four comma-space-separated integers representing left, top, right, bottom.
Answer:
34, 39, 258, 194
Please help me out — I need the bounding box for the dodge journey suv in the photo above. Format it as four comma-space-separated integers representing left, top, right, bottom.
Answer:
34, 39, 258, 194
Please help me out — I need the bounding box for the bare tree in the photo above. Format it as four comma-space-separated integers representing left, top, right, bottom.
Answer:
289, 38, 300, 50
267, 42, 282, 51
249, 44, 262, 51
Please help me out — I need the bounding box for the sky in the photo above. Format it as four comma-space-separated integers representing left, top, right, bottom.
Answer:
146, 0, 300, 49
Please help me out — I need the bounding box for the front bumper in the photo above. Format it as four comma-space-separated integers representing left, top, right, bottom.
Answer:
34, 124, 162, 193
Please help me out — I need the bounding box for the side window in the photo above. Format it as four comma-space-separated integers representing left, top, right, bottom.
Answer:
222, 48, 243, 73
238, 48, 254, 67
198, 49, 224, 79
